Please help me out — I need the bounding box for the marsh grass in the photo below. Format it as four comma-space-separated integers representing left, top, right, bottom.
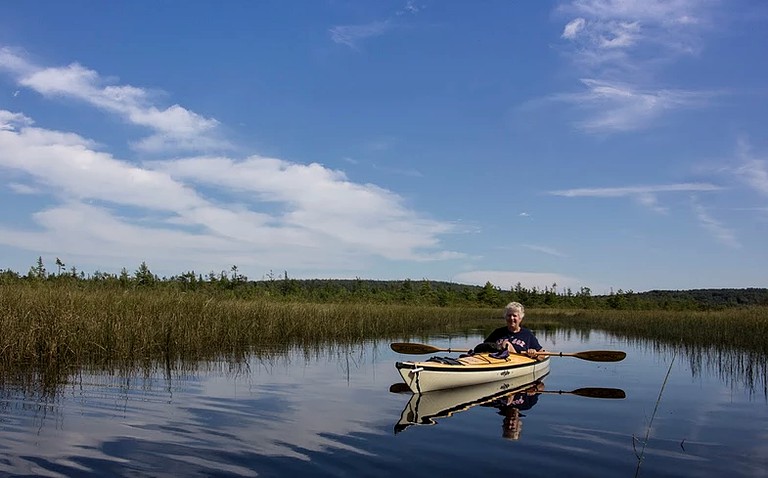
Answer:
4, 284, 768, 397
528, 308, 768, 396
0, 283, 492, 369
527, 308, 768, 354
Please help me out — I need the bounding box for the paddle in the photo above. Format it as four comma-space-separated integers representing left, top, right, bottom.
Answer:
389, 382, 412, 394
539, 387, 626, 399
390, 342, 627, 362
388, 382, 625, 399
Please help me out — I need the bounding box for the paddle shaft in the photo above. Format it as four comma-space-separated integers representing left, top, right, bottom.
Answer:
390, 342, 626, 362
389, 382, 625, 399
538, 387, 626, 399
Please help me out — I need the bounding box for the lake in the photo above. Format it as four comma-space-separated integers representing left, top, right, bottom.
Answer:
1, 328, 766, 477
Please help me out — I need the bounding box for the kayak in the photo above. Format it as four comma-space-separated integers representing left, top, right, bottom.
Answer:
395, 352, 550, 393
394, 370, 548, 433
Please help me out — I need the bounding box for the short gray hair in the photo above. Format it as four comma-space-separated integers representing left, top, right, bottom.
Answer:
504, 302, 525, 317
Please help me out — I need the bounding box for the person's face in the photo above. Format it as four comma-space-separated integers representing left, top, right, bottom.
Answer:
505, 310, 523, 332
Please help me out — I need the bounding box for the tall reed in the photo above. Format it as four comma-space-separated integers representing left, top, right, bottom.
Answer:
527, 308, 768, 354
0, 283, 493, 368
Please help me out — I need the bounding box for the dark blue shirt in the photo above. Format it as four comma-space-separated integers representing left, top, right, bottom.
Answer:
482, 326, 542, 353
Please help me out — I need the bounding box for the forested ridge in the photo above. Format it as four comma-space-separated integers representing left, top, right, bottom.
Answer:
3, 257, 766, 311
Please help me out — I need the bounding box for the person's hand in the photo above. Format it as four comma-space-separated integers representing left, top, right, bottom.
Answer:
526, 348, 538, 358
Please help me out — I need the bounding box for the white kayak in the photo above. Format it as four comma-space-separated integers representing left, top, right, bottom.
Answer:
394, 369, 548, 433
395, 352, 550, 393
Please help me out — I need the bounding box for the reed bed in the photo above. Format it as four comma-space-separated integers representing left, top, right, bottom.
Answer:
527, 307, 768, 354
528, 307, 768, 396
0, 283, 492, 369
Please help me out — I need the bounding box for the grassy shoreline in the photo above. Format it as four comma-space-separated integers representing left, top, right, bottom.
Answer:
0, 284, 495, 367
2, 283, 767, 367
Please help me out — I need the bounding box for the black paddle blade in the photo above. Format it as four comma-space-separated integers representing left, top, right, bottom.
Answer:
570, 387, 626, 399
390, 342, 440, 354
389, 382, 412, 394
575, 350, 627, 362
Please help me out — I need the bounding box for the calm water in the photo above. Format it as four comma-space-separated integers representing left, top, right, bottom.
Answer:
1, 329, 766, 478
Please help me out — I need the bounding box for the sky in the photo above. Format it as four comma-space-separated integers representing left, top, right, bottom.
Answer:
0, 1, 767, 294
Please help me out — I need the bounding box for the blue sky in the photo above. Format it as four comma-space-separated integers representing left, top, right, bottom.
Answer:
1, 1, 766, 293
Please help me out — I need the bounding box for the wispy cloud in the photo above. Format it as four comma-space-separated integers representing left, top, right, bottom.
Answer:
521, 244, 567, 258
549, 182, 723, 213
554, 0, 717, 133
0, 47, 226, 153
549, 183, 723, 197
692, 200, 740, 248
554, 79, 711, 133
329, 21, 392, 49
396, 1, 423, 16
329, 2, 423, 49
731, 140, 768, 197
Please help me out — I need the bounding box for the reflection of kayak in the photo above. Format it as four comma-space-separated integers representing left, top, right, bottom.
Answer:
395, 353, 550, 393
395, 370, 549, 433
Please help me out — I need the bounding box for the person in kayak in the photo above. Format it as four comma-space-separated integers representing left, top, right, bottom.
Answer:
472, 302, 544, 359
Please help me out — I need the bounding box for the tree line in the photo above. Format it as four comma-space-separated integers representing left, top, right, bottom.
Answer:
2, 257, 767, 310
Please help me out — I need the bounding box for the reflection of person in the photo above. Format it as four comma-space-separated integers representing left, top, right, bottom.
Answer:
496, 382, 544, 440
473, 302, 544, 359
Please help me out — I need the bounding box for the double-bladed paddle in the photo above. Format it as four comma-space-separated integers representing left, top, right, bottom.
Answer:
388, 382, 625, 399
390, 342, 627, 362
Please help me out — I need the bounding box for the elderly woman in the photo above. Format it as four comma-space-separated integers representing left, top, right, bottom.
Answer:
473, 302, 544, 359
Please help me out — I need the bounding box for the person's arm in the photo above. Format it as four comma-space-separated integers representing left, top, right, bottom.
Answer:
526, 331, 545, 360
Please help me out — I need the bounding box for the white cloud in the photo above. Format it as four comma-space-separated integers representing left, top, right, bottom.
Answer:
692, 201, 740, 249
0, 113, 462, 273
152, 155, 453, 260
397, 1, 423, 16
0, 110, 33, 130
549, 183, 723, 197
521, 244, 567, 258
554, 0, 716, 133
731, 140, 768, 197
0, 118, 203, 211
330, 2, 422, 49
555, 79, 711, 132
8, 182, 38, 195
550, 182, 723, 215
562, 18, 586, 39
734, 159, 768, 197
329, 21, 392, 49
0, 50, 224, 153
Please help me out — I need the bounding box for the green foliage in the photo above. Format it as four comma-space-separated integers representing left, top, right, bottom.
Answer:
5, 258, 768, 310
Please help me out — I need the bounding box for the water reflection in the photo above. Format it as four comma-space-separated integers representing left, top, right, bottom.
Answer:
393, 375, 626, 441
0, 331, 766, 477
536, 327, 768, 399
393, 371, 549, 435
612, 338, 768, 398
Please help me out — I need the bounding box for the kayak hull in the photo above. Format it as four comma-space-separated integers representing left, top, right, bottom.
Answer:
395, 353, 550, 393
395, 369, 549, 433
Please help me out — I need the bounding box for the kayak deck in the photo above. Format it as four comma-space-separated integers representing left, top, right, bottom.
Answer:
396, 353, 550, 393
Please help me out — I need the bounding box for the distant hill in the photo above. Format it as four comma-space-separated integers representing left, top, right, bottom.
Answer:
4, 263, 766, 309
629, 288, 768, 308
252, 279, 768, 309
